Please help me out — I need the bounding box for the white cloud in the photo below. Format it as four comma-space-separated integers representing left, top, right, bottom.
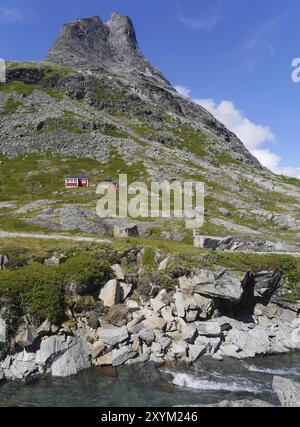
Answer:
174, 85, 192, 98
179, 14, 220, 30
175, 85, 300, 178
178, 0, 223, 31
0, 8, 26, 24
194, 98, 275, 150
252, 149, 300, 178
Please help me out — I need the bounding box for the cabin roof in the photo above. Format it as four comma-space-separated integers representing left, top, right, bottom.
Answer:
65, 176, 89, 179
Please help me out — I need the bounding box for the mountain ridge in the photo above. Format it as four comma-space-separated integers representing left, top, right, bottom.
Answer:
1, 13, 300, 250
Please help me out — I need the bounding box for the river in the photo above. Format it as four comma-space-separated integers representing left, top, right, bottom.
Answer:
0, 353, 299, 407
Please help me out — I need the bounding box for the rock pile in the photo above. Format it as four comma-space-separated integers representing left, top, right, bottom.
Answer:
0, 256, 300, 383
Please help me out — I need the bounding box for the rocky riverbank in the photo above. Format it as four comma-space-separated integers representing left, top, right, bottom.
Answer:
0, 247, 300, 388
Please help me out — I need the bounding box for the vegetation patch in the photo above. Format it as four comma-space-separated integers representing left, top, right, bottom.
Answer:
172, 126, 209, 158
0, 255, 112, 323
1, 98, 23, 115
0, 80, 64, 100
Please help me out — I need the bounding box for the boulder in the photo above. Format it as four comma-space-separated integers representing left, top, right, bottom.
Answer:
0, 318, 6, 343
51, 337, 91, 377
289, 328, 300, 350
196, 321, 222, 337
172, 340, 188, 358
194, 236, 222, 250
277, 308, 298, 324
112, 346, 137, 367
99, 279, 122, 307
180, 321, 197, 343
143, 312, 167, 331
111, 264, 124, 280
37, 319, 52, 336
158, 258, 169, 271
120, 282, 132, 301
44, 256, 60, 266
195, 336, 222, 354
253, 271, 282, 300
150, 298, 166, 313
161, 306, 175, 322
178, 269, 215, 291
127, 315, 145, 334
105, 304, 129, 326
194, 270, 244, 304
96, 352, 112, 366
157, 335, 172, 352
254, 303, 278, 319
188, 344, 206, 362
36, 335, 70, 365
15, 325, 38, 348
98, 326, 128, 346
193, 294, 214, 320
91, 341, 105, 359
272, 376, 300, 407
139, 328, 155, 345
185, 309, 198, 323
222, 325, 271, 358
151, 342, 162, 355
1, 351, 41, 383
114, 225, 139, 238
174, 291, 185, 318
126, 353, 149, 365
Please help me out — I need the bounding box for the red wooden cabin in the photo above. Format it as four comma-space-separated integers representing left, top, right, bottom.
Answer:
65, 176, 89, 188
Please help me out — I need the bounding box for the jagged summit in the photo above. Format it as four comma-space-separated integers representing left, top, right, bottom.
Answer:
46, 13, 169, 86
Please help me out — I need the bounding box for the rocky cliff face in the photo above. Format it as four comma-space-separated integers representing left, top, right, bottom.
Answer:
44, 13, 259, 167
46, 13, 170, 87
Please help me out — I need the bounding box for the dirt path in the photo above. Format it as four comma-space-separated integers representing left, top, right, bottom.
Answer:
0, 231, 111, 244
1, 230, 300, 257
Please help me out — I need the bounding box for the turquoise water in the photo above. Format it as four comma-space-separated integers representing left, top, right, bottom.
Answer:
0, 353, 299, 407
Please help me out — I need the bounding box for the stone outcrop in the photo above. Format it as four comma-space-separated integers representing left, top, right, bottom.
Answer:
272, 376, 300, 407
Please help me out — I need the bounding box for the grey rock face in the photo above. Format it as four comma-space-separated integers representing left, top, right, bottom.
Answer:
272, 376, 300, 407
112, 345, 137, 366
46, 13, 169, 87
98, 325, 129, 346
36, 335, 70, 365
1, 351, 41, 383
51, 337, 90, 377
15, 325, 38, 348
139, 328, 155, 345
194, 269, 244, 304
253, 271, 282, 300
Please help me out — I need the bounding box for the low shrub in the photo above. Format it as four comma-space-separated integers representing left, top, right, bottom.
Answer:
0, 256, 112, 323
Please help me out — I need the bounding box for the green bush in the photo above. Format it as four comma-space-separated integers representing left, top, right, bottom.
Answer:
59, 256, 112, 295
0, 256, 112, 323
0, 264, 63, 323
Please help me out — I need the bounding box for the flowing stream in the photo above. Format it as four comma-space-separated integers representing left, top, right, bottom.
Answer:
0, 353, 299, 407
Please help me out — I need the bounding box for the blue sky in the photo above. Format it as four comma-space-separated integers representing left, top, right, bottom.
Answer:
0, 0, 300, 176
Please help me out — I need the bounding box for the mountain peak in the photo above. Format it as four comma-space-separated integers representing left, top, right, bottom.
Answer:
107, 12, 138, 51
46, 13, 168, 85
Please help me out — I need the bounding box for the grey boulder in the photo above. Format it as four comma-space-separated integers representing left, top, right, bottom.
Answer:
272, 376, 300, 407
15, 325, 38, 348
98, 326, 128, 346
112, 346, 137, 366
